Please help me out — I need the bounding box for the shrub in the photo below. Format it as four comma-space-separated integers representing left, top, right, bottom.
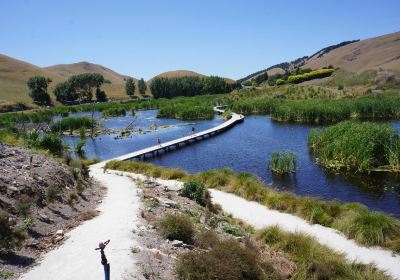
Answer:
268, 151, 297, 174
159, 213, 194, 244
287, 68, 335, 84
46, 186, 59, 203
0, 212, 26, 250
16, 194, 34, 216
176, 239, 265, 280
39, 133, 64, 155
194, 230, 220, 249
180, 181, 207, 206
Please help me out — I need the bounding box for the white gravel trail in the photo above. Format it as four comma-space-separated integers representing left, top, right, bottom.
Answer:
20, 167, 141, 280
209, 189, 400, 280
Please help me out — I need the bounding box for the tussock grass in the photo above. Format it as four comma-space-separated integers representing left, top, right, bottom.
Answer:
257, 226, 390, 280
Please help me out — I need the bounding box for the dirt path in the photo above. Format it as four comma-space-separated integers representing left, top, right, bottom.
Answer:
209, 189, 400, 280
19, 167, 141, 280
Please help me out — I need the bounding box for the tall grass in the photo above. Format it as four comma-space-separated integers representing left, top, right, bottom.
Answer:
268, 151, 297, 173
257, 227, 389, 279
308, 121, 400, 172
105, 160, 400, 252
50, 117, 95, 134
102, 107, 126, 117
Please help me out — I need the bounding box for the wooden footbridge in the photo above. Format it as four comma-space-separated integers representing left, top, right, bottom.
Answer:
94, 106, 244, 167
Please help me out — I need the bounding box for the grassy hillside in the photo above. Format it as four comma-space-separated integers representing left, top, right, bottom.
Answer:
303, 31, 400, 72
0, 55, 137, 104
242, 31, 400, 82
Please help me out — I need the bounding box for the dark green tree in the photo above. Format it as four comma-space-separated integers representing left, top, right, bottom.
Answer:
53, 73, 106, 104
138, 78, 147, 96
125, 77, 135, 97
27, 75, 52, 106
95, 88, 107, 102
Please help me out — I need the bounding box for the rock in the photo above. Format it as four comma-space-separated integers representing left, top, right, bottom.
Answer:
171, 240, 183, 247
199, 215, 206, 224
39, 213, 53, 224
54, 235, 64, 243
56, 229, 64, 236
159, 197, 178, 208
7, 186, 18, 192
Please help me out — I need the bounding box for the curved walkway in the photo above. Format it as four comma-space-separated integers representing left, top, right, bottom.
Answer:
92, 106, 244, 168
209, 189, 400, 280
20, 167, 141, 280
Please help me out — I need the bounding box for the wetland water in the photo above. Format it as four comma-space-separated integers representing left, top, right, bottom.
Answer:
62, 110, 400, 217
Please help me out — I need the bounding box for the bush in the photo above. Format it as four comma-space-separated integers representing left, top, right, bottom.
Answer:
0, 212, 26, 250
46, 186, 59, 203
180, 181, 208, 206
194, 230, 220, 249
287, 68, 335, 84
16, 194, 34, 216
39, 133, 64, 155
159, 213, 194, 244
176, 239, 265, 280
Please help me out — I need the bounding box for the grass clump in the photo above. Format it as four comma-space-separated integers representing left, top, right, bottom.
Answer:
176, 239, 265, 280
159, 213, 194, 244
334, 210, 400, 247
257, 226, 390, 280
268, 151, 297, 174
308, 121, 400, 172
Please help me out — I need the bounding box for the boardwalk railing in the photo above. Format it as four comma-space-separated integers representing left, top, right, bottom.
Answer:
93, 106, 244, 168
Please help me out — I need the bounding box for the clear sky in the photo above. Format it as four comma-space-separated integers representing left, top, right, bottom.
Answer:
1, 0, 399, 80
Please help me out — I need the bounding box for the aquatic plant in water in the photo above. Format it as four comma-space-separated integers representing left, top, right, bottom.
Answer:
268, 151, 297, 174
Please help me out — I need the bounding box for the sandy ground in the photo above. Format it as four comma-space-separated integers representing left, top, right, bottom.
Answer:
19, 167, 141, 280
209, 189, 400, 280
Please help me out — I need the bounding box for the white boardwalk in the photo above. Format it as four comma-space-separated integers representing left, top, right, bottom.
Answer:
92, 106, 244, 168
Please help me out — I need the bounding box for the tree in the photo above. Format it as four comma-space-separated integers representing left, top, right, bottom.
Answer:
27, 75, 52, 106
95, 88, 107, 102
138, 78, 147, 96
125, 78, 135, 97
53, 73, 106, 104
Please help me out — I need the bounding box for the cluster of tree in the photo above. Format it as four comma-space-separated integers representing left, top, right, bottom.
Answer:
53, 73, 108, 104
27, 76, 53, 106
150, 76, 240, 98
125, 78, 147, 97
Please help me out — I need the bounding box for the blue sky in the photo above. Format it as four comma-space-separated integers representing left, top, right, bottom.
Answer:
1, 0, 399, 80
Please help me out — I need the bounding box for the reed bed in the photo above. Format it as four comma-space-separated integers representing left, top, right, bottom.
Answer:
308, 121, 400, 172
268, 151, 297, 174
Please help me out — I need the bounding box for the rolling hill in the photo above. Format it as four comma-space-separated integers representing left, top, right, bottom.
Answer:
0, 55, 136, 104
241, 31, 400, 81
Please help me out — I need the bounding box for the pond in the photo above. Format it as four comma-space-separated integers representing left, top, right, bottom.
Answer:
61, 110, 400, 217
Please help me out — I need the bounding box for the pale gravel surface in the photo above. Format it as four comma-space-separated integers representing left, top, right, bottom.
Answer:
19, 167, 141, 280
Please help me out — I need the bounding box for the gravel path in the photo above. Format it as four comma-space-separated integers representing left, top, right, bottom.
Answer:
19, 167, 141, 280
209, 189, 400, 280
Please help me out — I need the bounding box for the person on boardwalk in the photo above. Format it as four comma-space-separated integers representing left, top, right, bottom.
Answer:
191, 126, 195, 136
157, 137, 161, 147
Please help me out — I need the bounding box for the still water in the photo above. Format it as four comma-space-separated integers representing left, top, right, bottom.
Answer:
62, 110, 400, 217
